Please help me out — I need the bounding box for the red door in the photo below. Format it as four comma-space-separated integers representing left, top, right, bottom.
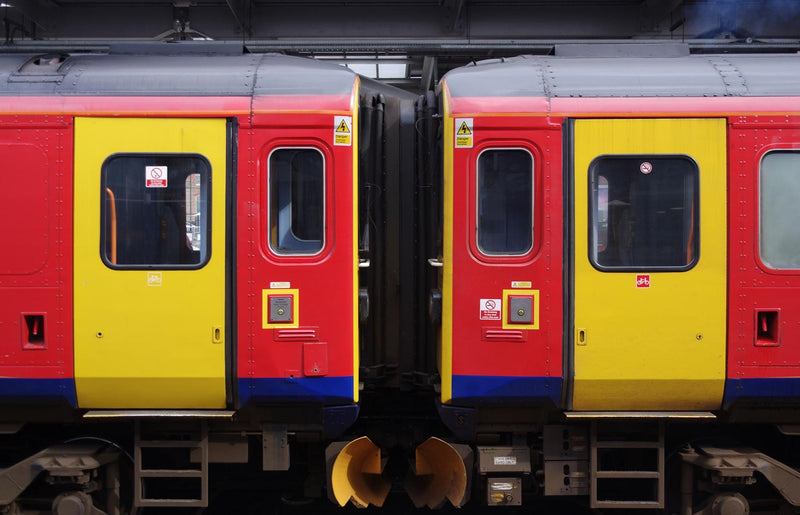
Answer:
237, 109, 359, 407
439, 112, 563, 406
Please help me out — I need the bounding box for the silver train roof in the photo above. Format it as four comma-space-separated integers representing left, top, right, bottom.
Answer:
443, 53, 800, 98
0, 49, 358, 97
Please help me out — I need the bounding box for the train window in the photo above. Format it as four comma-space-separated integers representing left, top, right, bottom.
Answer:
477, 149, 534, 255
760, 151, 800, 269
596, 176, 609, 253
268, 148, 324, 255
590, 156, 698, 271
101, 154, 211, 269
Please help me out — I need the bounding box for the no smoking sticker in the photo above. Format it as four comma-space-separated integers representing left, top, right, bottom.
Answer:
480, 298, 502, 320
146, 166, 168, 188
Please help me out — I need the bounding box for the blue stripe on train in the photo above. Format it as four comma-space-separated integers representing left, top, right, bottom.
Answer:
451, 375, 562, 405
724, 377, 800, 408
0, 378, 77, 407
238, 376, 355, 406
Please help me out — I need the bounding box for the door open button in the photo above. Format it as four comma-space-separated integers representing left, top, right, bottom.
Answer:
269, 295, 294, 324
508, 296, 533, 324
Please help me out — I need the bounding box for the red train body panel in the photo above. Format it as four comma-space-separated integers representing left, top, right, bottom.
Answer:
445, 114, 564, 404
238, 102, 359, 406
727, 117, 800, 405
0, 117, 74, 399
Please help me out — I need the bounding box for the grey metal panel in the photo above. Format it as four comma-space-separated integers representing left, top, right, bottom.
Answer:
0, 54, 33, 79
59, 54, 261, 96
547, 57, 727, 98
508, 296, 532, 324
0, 54, 62, 95
443, 56, 548, 98
0, 51, 357, 97
729, 55, 800, 97
444, 54, 800, 99
253, 53, 357, 97
554, 43, 690, 57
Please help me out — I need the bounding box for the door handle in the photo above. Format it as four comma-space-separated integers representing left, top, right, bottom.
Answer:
576, 328, 587, 346
212, 326, 223, 344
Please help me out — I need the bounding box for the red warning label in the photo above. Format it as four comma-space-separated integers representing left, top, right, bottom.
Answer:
480, 298, 502, 320
146, 166, 168, 188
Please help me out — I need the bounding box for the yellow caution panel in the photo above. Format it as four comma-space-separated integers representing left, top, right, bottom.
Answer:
74, 118, 227, 409
572, 118, 727, 411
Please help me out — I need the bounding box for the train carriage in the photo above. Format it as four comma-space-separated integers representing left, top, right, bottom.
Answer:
0, 47, 374, 512
434, 50, 800, 511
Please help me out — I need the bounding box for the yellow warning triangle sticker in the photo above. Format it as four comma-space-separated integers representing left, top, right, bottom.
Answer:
336, 119, 351, 133
457, 121, 472, 135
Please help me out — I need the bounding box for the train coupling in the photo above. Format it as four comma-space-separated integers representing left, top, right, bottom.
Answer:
326, 436, 390, 508
406, 437, 472, 508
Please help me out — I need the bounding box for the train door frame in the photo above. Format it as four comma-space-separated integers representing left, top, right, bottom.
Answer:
73, 117, 233, 409
236, 108, 360, 408
568, 117, 727, 411
438, 104, 564, 408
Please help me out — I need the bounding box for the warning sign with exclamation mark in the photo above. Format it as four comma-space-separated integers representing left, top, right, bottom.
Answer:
455, 118, 473, 148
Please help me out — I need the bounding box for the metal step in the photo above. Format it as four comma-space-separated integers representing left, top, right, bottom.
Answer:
84, 409, 235, 418
590, 421, 665, 510
565, 411, 716, 420
134, 420, 209, 509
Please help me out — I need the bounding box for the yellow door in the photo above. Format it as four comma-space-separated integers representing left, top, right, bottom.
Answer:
572, 118, 726, 411
74, 118, 227, 408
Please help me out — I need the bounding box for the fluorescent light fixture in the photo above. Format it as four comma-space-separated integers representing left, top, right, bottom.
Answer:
377, 63, 407, 79
346, 63, 378, 78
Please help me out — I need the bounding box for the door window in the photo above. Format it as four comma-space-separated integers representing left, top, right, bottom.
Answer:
101, 154, 211, 268
476, 149, 534, 255
590, 156, 698, 270
268, 148, 325, 255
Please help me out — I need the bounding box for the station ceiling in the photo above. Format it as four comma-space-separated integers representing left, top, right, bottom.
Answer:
4, 0, 800, 92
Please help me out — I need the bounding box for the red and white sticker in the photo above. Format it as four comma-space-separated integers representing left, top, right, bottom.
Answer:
636, 274, 651, 288
640, 161, 653, 175
480, 298, 502, 320
146, 166, 168, 188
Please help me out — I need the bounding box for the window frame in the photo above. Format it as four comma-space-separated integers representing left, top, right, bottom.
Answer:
473, 146, 536, 259
758, 149, 800, 272
99, 152, 212, 271
588, 153, 700, 273
266, 146, 327, 258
